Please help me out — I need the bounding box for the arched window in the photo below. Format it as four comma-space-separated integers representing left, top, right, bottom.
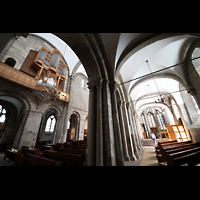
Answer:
4, 57, 16, 67
45, 115, 56, 133
0, 105, 6, 123
156, 110, 165, 127
148, 112, 156, 127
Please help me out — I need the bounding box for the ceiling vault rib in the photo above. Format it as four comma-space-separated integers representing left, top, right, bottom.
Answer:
119, 55, 200, 86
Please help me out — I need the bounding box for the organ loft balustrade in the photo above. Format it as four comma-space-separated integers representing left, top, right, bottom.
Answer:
0, 47, 70, 102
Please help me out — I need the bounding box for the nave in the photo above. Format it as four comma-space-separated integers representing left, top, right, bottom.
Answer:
1, 33, 200, 166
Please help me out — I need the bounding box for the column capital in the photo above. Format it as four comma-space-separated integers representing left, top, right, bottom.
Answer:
87, 78, 103, 90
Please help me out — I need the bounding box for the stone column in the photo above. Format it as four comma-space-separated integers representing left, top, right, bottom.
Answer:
132, 110, 143, 150
102, 80, 116, 166
53, 115, 63, 144
121, 101, 136, 161
143, 111, 151, 138
118, 101, 130, 161
95, 79, 103, 166
87, 83, 96, 166
127, 102, 139, 159
17, 110, 44, 149
110, 81, 124, 166
12, 109, 30, 149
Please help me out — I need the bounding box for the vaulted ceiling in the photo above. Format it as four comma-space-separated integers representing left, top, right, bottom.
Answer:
31, 33, 200, 108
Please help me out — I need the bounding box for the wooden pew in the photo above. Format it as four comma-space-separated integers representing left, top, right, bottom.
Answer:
59, 147, 86, 161
45, 143, 64, 151
158, 140, 192, 150
157, 142, 200, 164
72, 145, 86, 150
22, 153, 63, 166
22, 146, 40, 155
157, 140, 177, 150
15, 147, 42, 166
4, 147, 18, 165
166, 147, 200, 166
63, 142, 72, 148
156, 141, 193, 163
35, 145, 54, 152
43, 150, 84, 166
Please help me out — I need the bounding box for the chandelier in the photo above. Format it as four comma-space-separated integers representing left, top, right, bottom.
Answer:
146, 60, 166, 104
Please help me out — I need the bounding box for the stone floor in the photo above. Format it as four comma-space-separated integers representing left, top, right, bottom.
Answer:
124, 146, 159, 166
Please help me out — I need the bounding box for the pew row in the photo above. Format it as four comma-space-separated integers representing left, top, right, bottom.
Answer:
43, 150, 84, 166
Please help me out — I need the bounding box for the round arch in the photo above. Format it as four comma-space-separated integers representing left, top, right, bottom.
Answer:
68, 111, 80, 141
52, 33, 108, 82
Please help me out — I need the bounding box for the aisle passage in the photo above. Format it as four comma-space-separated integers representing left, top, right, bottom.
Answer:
140, 146, 159, 166
124, 146, 159, 166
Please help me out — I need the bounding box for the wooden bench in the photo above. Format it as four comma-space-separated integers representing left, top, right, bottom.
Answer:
35, 145, 54, 152
43, 150, 84, 166
165, 147, 200, 166
59, 147, 86, 161
4, 147, 18, 165
158, 141, 192, 150
157, 142, 200, 163
45, 143, 64, 151
157, 140, 177, 149
22, 146, 41, 155
21, 153, 63, 166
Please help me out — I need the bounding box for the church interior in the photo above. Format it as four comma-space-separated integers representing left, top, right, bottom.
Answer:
1, 33, 200, 166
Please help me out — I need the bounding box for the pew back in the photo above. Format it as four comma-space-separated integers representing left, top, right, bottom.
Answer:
22, 153, 63, 166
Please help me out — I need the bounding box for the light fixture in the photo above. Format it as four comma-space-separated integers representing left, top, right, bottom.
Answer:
146, 60, 166, 104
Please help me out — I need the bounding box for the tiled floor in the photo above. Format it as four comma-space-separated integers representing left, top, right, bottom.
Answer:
124, 146, 159, 166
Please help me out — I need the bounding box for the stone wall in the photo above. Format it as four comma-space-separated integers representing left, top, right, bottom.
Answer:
64, 73, 89, 141
0, 34, 89, 149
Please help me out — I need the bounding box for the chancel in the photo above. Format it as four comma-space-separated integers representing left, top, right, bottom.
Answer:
1, 33, 200, 166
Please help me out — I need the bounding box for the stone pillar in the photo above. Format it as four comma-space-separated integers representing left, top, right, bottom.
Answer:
110, 81, 124, 166
143, 111, 151, 138
118, 101, 130, 161
17, 110, 44, 149
132, 110, 143, 150
12, 109, 30, 149
53, 115, 63, 144
102, 80, 116, 166
87, 83, 96, 166
121, 101, 136, 161
95, 79, 103, 166
127, 102, 139, 159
